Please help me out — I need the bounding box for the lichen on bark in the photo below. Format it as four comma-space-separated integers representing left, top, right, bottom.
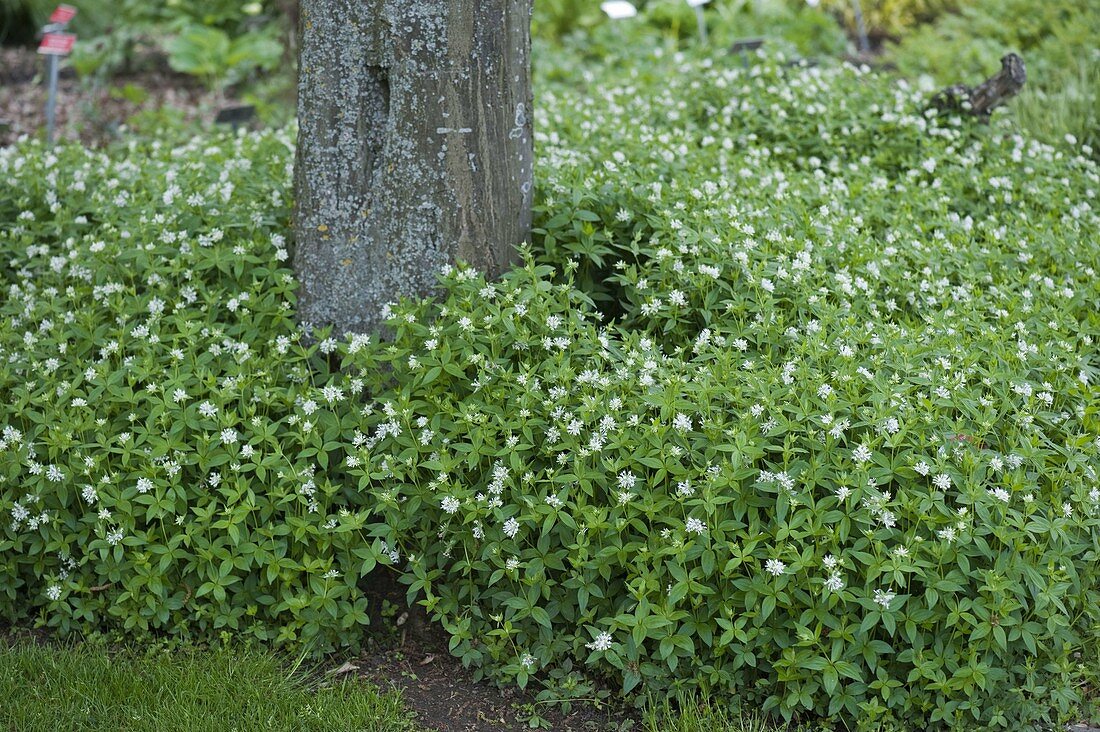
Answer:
293, 0, 534, 334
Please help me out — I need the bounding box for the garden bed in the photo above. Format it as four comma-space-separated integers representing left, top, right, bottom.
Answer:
1, 24, 1098, 732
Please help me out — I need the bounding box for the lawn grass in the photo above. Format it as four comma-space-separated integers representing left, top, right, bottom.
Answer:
0, 637, 420, 732
643, 694, 796, 732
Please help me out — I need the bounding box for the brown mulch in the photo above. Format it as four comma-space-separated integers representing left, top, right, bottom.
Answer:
0, 45, 251, 147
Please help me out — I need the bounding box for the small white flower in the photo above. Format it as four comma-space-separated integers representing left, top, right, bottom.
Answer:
685, 518, 707, 535
220, 428, 238, 445
824, 573, 844, 593
503, 517, 519, 538
441, 496, 460, 514
585, 632, 613, 652
765, 559, 786, 577
873, 588, 897, 609
852, 445, 873, 464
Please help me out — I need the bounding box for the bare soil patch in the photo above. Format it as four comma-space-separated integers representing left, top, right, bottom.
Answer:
350, 573, 639, 732
0, 46, 245, 147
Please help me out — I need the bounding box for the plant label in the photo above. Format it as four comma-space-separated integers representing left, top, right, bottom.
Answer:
215, 105, 257, 126
38, 32, 76, 56
601, 1, 637, 19
49, 4, 77, 24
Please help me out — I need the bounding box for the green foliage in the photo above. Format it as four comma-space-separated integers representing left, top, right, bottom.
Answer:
2, 35, 1100, 732
811, 0, 960, 40
161, 0, 271, 32
532, 0, 943, 49
63, 0, 273, 39
533, 0, 605, 41
532, 0, 849, 58
63, 0, 283, 84
888, 0, 1100, 155
166, 23, 283, 91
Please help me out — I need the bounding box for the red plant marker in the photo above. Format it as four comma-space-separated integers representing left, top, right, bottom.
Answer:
38, 32, 76, 55
48, 4, 77, 25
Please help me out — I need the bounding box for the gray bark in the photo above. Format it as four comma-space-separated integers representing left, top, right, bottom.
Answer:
293, 0, 533, 334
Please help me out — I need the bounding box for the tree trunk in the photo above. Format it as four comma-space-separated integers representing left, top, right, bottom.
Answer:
293, 0, 533, 334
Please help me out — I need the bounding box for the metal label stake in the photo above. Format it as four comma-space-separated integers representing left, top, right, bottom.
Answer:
37, 5, 78, 146
686, 0, 709, 45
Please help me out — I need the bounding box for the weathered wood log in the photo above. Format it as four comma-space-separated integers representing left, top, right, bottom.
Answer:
932, 53, 1026, 119
293, 1, 534, 334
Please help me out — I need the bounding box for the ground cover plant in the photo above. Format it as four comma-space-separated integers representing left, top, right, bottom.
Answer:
1, 33, 1099, 732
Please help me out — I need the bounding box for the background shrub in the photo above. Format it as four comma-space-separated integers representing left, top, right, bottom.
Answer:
812, 0, 960, 40
533, 0, 849, 58
888, 0, 1100, 156
13, 0, 292, 85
